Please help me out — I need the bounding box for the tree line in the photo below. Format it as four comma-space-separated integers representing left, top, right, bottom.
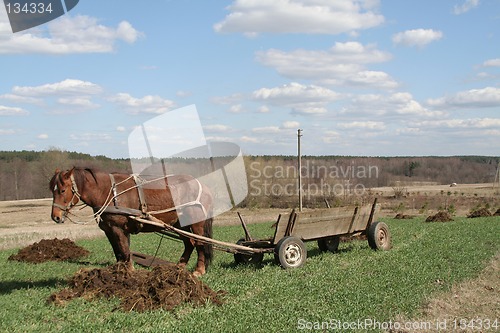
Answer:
0, 149, 498, 201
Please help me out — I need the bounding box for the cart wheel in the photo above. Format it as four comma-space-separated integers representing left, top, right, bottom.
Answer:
367, 222, 391, 250
317, 236, 340, 253
234, 238, 263, 265
274, 236, 307, 269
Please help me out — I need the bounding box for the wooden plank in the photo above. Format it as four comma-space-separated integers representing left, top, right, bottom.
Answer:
237, 212, 253, 241
290, 204, 379, 241
292, 206, 355, 240
272, 211, 293, 244
132, 252, 174, 268
350, 203, 380, 232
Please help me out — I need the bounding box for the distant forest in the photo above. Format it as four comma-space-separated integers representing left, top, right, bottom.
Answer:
0, 149, 498, 201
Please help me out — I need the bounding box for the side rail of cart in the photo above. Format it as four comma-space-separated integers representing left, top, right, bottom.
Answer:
235, 199, 391, 269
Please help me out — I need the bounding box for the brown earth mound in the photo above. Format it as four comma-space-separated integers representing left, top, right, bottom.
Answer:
494, 208, 500, 216
425, 211, 453, 222
8, 238, 89, 263
467, 208, 492, 218
394, 213, 413, 219
48, 262, 224, 312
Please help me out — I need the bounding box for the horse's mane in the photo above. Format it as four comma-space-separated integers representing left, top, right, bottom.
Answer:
49, 167, 99, 191
72, 168, 99, 189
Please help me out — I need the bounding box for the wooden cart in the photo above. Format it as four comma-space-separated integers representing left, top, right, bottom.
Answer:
130, 198, 390, 269
234, 198, 390, 268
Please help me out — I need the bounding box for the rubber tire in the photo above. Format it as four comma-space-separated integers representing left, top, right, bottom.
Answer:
317, 236, 340, 253
367, 221, 391, 250
234, 238, 264, 265
274, 236, 307, 269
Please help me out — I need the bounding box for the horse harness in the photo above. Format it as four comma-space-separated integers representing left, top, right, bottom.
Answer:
51, 174, 81, 215
105, 173, 208, 220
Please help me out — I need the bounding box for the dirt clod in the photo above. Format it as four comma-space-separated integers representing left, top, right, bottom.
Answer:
394, 213, 413, 219
467, 208, 492, 218
48, 262, 225, 312
425, 211, 453, 222
494, 208, 500, 216
8, 238, 89, 263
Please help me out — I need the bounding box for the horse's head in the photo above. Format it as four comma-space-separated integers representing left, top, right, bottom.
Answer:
49, 168, 81, 223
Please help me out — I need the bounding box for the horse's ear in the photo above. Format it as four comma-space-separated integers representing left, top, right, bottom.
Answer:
54, 168, 60, 174
62, 167, 75, 180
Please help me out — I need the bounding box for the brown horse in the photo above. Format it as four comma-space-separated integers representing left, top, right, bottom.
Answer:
49, 167, 213, 276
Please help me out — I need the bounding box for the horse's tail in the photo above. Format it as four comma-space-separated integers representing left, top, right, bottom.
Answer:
203, 216, 213, 269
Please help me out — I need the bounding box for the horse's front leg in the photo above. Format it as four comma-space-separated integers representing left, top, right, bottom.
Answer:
99, 220, 133, 270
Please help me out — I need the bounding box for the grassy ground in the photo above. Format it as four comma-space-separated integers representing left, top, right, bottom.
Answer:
0, 216, 498, 333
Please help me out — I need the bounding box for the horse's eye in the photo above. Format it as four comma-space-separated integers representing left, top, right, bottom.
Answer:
61, 189, 66, 193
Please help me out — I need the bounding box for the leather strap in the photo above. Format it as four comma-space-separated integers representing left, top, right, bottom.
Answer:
133, 174, 148, 215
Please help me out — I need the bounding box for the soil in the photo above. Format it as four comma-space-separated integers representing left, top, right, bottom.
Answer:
394, 213, 413, 219
494, 208, 500, 216
8, 238, 90, 263
48, 262, 225, 312
425, 211, 454, 222
467, 208, 492, 218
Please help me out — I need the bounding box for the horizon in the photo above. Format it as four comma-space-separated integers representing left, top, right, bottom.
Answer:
1, 149, 499, 160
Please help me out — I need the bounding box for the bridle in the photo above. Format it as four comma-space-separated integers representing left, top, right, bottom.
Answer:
52, 174, 82, 217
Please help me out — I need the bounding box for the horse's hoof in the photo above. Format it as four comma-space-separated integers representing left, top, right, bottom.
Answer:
193, 270, 204, 278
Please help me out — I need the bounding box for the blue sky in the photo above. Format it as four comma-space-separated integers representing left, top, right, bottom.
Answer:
0, 0, 499, 158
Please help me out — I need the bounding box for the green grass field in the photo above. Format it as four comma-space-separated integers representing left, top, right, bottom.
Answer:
0, 216, 498, 333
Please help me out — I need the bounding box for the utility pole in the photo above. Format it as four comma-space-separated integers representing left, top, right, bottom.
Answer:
494, 161, 500, 190
298, 129, 303, 211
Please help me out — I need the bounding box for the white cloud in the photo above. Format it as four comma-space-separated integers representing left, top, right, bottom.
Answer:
483, 58, 500, 67
252, 126, 281, 134
282, 121, 300, 129
108, 93, 175, 114
253, 82, 340, 115
69, 133, 113, 141
57, 97, 99, 109
413, 118, 500, 129
240, 136, 260, 143
0, 14, 141, 54
256, 42, 397, 89
392, 29, 443, 47
453, 0, 480, 15
344, 92, 446, 118
228, 104, 245, 113
211, 93, 245, 105
5, 79, 102, 113
0, 105, 29, 116
0, 93, 42, 104
214, 0, 384, 35
12, 79, 102, 96
204, 124, 232, 132
338, 121, 386, 130
256, 105, 270, 113
38, 134, 48, 139
176, 90, 192, 98
253, 82, 340, 103
427, 87, 500, 109
116, 126, 126, 132
0, 129, 16, 135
